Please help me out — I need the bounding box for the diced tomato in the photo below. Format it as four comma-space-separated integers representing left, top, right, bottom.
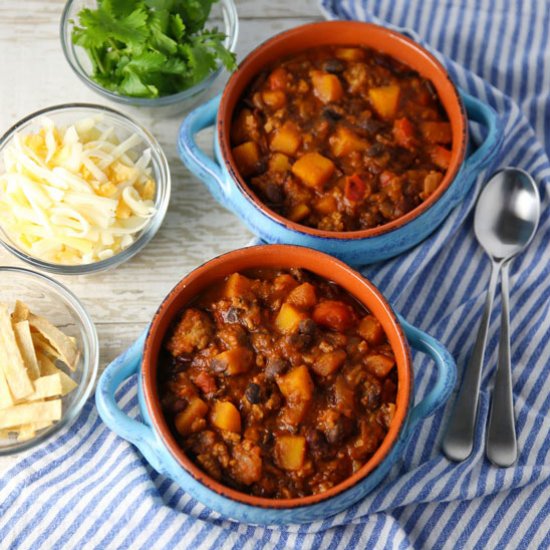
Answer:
345, 174, 367, 202
193, 371, 217, 395
430, 145, 451, 169
268, 67, 289, 91
393, 118, 416, 149
312, 300, 355, 331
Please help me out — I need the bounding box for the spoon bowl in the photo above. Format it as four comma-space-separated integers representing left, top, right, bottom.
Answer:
474, 168, 540, 262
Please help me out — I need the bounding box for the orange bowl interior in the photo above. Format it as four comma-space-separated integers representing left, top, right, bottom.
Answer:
219, 21, 468, 239
142, 245, 412, 508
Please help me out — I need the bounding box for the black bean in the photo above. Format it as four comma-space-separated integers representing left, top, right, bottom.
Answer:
366, 142, 385, 158
323, 108, 343, 122
322, 59, 346, 74
245, 383, 262, 404
265, 357, 289, 379
299, 318, 317, 336
306, 428, 327, 451
358, 117, 385, 134
324, 415, 354, 445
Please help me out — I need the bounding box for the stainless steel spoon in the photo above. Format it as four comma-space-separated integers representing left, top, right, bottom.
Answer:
442, 168, 540, 465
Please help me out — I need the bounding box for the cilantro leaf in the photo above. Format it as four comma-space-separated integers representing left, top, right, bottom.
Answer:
74, 6, 149, 48
72, 0, 235, 99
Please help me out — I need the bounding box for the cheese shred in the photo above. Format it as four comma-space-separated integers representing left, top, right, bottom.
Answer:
0, 116, 157, 265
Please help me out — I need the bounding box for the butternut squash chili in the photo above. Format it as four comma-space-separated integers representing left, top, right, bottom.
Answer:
159, 268, 397, 498
230, 45, 452, 232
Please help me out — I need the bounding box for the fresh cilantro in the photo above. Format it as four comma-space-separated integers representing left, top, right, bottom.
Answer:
71, 0, 236, 99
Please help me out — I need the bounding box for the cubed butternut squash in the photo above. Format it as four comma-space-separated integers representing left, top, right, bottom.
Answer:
211, 346, 254, 375
275, 435, 307, 470
224, 272, 254, 300
330, 126, 368, 157
369, 85, 401, 119
429, 145, 451, 169
268, 153, 291, 172
364, 354, 395, 378
270, 122, 302, 156
210, 400, 241, 433
232, 141, 260, 177
174, 398, 208, 436
312, 300, 355, 331
287, 282, 317, 309
291, 152, 335, 190
277, 365, 314, 402
422, 171, 444, 198
335, 47, 365, 61
311, 349, 347, 377
275, 303, 308, 333
357, 315, 385, 345
262, 89, 287, 109
314, 195, 338, 215
420, 121, 452, 144
288, 203, 311, 222
311, 70, 344, 104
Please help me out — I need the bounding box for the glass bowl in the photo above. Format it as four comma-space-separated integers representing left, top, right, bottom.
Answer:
0, 103, 171, 274
60, 0, 239, 110
0, 267, 99, 456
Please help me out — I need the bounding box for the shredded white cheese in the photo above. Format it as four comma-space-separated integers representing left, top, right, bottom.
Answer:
0, 117, 157, 265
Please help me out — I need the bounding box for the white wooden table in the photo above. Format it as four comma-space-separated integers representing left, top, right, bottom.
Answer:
0, 0, 320, 374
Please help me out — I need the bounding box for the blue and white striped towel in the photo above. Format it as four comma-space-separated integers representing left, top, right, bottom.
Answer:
2, 1, 550, 548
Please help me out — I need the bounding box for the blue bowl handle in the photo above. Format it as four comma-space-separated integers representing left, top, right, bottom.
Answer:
453, 89, 503, 203
399, 316, 457, 436
95, 330, 168, 475
178, 93, 236, 210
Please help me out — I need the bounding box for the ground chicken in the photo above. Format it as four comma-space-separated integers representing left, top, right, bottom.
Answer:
167, 308, 214, 356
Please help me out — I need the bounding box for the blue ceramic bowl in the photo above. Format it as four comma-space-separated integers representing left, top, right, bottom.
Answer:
96, 245, 456, 524
178, 22, 502, 265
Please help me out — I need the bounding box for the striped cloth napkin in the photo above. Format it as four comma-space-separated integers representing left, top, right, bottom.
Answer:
2, 1, 550, 548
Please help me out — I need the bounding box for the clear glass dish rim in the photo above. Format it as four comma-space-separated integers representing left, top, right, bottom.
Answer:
0, 102, 171, 275
59, 0, 239, 107
0, 266, 99, 456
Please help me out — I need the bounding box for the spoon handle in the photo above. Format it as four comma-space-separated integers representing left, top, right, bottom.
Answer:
486, 261, 517, 466
442, 260, 501, 461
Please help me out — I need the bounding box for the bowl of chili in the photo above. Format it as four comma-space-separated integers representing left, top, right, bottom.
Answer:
96, 244, 456, 524
178, 21, 502, 265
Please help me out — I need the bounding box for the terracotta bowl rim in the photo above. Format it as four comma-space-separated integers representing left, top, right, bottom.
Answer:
218, 20, 468, 240
142, 244, 413, 509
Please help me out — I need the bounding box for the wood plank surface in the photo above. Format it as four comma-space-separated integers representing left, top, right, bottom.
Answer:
0, 0, 320, 376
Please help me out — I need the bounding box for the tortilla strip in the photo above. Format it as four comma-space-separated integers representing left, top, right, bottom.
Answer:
28, 314, 78, 370
0, 399, 62, 429
32, 332, 59, 359
35, 353, 78, 391
12, 300, 30, 323
0, 304, 34, 399
36, 351, 59, 376
0, 366, 14, 409
14, 321, 41, 380
0, 420, 53, 441
58, 371, 78, 395
22, 374, 62, 401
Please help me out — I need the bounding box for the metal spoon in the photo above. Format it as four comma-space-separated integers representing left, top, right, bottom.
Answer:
442, 168, 540, 465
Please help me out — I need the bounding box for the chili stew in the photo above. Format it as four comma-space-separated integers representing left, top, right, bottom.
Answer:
230, 45, 452, 232
159, 268, 397, 499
